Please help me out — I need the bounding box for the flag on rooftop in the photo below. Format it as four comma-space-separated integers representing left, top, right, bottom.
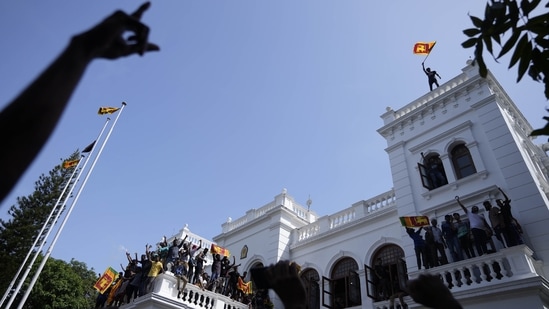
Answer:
98, 107, 120, 115
62, 159, 80, 169
413, 41, 436, 55
399, 216, 430, 228
93, 267, 119, 294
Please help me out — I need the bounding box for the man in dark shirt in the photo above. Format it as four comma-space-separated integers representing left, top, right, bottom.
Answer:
422, 62, 441, 91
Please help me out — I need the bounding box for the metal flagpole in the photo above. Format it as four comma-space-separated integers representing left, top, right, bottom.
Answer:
16, 103, 127, 309
4, 118, 111, 309
0, 164, 79, 308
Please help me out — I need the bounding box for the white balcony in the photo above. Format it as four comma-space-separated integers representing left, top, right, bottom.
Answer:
119, 273, 248, 309
373, 245, 548, 309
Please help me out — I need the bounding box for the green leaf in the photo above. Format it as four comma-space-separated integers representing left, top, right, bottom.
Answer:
526, 12, 549, 32
463, 28, 482, 37
530, 48, 541, 81
497, 30, 521, 59
462, 37, 478, 49
492, 31, 502, 45
494, 20, 514, 37
528, 65, 539, 81
483, 33, 494, 55
521, 0, 542, 16
470, 15, 484, 28
509, 1, 520, 22
509, 34, 529, 69
516, 40, 532, 82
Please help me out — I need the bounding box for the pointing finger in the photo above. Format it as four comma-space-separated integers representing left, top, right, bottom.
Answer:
131, 2, 151, 20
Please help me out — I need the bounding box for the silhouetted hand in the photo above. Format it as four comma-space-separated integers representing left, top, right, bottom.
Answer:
0, 2, 160, 205
265, 260, 307, 309
407, 274, 462, 309
73, 2, 160, 60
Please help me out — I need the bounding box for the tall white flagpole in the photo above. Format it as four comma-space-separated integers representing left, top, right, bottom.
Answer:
4, 118, 111, 309
16, 103, 127, 309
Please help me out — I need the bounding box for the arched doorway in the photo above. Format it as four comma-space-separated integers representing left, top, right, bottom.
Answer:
248, 262, 271, 308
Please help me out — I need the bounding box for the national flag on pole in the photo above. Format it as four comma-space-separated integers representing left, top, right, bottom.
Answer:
237, 277, 252, 294
211, 244, 230, 257
82, 141, 96, 153
413, 41, 436, 55
399, 216, 430, 227
62, 159, 80, 169
98, 107, 120, 115
94, 267, 119, 294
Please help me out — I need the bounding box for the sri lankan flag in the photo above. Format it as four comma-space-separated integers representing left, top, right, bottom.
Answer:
237, 277, 252, 294
399, 216, 430, 228
94, 267, 119, 294
211, 244, 230, 257
62, 159, 80, 169
98, 107, 120, 115
413, 41, 436, 55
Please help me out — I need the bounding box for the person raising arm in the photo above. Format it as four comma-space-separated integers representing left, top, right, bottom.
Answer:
0, 2, 159, 203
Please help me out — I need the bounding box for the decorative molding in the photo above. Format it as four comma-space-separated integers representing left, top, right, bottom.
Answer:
409, 120, 473, 154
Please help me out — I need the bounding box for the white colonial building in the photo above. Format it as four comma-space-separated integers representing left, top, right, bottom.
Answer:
122, 61, 549, 309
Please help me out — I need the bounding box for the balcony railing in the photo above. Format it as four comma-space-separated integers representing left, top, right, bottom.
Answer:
373, 244, 543, 309
293, 189, 396, 243
120, 273, 248, 309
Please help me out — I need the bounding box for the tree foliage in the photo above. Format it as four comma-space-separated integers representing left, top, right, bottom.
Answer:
0, 151, 98, 308
462, 0, 549, 135
462, 0, 549, 95
26, 257, 98, 309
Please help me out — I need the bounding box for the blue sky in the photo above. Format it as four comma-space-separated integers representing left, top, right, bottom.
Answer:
0, 1, 546, 273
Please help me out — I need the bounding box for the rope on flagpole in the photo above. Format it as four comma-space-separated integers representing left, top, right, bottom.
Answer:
5, 118, 111, 309
15, 103, 126, 309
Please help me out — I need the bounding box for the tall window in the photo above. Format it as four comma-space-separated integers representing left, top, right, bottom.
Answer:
451, 144, 477, 179
365, 245, 407, 302
250, 262, 272, 308
301, 268, 320, 309
418, 153, 448, 190
322, 258, 361, 308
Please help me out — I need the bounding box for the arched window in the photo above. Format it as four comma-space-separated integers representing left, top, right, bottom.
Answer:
301, 268, 320, 309
418, 153, 448, 190
451, 144, 477, 179
322, 257, 361, 308
249, 262, 273, 308
365, 244, 407, 302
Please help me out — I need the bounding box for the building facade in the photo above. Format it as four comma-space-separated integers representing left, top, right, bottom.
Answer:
212, 61, 549, 309
121, 61, 549, 308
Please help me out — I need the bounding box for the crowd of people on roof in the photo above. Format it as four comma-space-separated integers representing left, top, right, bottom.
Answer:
94, 235, 260, 308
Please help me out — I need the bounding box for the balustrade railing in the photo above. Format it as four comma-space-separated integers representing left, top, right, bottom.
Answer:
120, 273, 248, 309
373, 245, 542, 309
294, 189, 396, 243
